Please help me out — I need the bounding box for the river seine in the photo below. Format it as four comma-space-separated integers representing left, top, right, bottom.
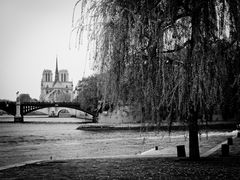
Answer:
0, 115, 233, 168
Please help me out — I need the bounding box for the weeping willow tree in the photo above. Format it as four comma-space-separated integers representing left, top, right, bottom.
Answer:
73, 0, 240, 160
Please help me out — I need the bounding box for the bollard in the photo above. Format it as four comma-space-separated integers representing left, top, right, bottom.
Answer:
228, 137, 233, 145
177, 145, 186, 157
221, 144, 229, 156
155, 146, 158, 150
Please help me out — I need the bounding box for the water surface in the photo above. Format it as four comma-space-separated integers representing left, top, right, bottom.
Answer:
0, 116, 233, 168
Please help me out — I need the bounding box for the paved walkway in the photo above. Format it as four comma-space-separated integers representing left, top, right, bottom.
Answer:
0, 132, 240, 179
210, 133, 240, 157
140, 130, 238, 157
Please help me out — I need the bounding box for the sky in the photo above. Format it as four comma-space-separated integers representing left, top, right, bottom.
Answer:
0, 0, 93, 101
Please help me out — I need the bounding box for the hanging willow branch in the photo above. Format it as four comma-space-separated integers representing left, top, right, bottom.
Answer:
72, 0, 240, 124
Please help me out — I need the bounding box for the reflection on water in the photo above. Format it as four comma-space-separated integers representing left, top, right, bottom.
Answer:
0, 116, 233, 168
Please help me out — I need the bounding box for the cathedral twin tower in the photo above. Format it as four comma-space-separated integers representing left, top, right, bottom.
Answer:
40, 57, 73, 102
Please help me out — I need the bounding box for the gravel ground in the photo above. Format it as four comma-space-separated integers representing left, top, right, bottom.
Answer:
0, 156, 240, 179
1, 136, 240, 180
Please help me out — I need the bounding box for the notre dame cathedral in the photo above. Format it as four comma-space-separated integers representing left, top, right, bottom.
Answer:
39, 57, 73, 102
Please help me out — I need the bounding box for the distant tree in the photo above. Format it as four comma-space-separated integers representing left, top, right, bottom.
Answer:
19, 94, 32, 102
74, 75, 102, 112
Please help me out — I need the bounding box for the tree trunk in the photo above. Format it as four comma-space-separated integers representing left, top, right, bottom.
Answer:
186, 1, 201, 160
188, 109, 200, 160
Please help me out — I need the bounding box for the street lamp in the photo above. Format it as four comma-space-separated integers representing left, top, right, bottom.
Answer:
16, 91, 20, 102
14, 91, 23, 122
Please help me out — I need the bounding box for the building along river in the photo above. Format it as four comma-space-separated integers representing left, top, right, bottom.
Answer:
0, 115, 235, 168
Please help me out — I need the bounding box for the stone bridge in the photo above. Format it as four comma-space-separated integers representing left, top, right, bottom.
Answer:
0, 101, 97, 123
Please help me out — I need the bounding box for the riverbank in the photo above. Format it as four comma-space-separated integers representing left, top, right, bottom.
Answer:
0, 131, 239, 179
1, 136, 240, 179
77, 121, 238, 131
0, 115, 93, 124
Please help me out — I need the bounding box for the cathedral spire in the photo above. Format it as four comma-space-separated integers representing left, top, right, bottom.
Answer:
54, 56, 59, 82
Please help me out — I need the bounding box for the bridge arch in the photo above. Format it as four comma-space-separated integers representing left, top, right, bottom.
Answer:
0, 101, 16, 116
21, 102, 97, 121
0, 101, 98, 122
56, 108, 70, 117
55, 108, 93, 118
22, 105, 95, 117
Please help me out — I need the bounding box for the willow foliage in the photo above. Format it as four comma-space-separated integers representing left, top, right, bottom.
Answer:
73, 0, 240, 124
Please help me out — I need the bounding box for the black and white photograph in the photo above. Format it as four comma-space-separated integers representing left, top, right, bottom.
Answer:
0, 0, 240, 179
